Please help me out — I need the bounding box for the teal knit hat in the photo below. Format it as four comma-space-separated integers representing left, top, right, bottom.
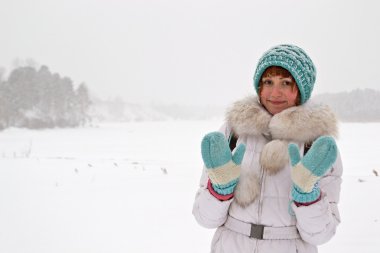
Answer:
253, 44, 316, 104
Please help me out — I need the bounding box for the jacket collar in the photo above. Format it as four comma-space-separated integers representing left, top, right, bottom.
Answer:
225, 96, 338, 142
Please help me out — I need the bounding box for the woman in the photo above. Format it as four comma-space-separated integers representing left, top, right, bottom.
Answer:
192, 44, 342, 253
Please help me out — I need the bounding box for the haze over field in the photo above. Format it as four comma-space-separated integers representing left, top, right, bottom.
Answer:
1, 0, 380, 106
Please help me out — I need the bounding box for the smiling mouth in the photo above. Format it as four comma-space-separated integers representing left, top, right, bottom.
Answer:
268, 100, 286, 105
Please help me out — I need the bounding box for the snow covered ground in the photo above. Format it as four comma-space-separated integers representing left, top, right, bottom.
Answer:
0, 121, 379, 253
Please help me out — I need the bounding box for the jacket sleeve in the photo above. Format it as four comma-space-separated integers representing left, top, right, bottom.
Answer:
192, 123, 233, 228
192, 168, 233, 228
292, 149, 343, 245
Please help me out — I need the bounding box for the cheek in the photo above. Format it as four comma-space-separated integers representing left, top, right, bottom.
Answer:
287, 90, 299, 104
259, 88, 270, 99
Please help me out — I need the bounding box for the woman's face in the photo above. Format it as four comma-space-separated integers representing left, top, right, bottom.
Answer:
259, 75, 299, 115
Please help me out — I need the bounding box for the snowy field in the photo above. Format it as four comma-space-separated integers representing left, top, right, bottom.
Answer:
0, 121, 379, 253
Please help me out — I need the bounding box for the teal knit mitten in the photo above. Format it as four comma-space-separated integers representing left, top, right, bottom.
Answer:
201, 132, 246, 195
288, 136, 337, 203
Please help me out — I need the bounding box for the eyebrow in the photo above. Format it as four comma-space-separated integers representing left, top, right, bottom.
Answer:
262, 76, 292, 80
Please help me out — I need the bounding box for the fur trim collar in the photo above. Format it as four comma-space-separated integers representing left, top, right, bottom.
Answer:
225, 96, 338, 208
226, 96, 338, 142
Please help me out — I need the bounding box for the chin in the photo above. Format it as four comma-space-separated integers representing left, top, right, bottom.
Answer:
269, 110, 281, 115
268, 107, 285, 115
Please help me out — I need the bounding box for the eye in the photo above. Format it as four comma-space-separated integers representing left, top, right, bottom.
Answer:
262, 79, 273, 86
282, 80, 293, 86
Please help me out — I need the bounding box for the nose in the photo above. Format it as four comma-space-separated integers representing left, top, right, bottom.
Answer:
270, 86, 282, 97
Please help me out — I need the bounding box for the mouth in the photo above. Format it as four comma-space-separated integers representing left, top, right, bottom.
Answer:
268, 100, 287, 105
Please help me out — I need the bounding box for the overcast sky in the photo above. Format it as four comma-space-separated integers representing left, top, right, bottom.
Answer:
0, 0, 379, 106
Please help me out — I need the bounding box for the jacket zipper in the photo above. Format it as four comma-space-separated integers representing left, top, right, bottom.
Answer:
258, 165, 266, 222
254, 164, 266, 253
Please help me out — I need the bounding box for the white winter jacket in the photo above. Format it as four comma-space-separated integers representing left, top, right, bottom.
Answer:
192, 96, 343, 253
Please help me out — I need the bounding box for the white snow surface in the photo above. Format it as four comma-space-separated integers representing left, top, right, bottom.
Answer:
0, 121, 379, 253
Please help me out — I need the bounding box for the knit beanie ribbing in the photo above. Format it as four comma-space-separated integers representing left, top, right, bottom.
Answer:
253, 44, 316, 104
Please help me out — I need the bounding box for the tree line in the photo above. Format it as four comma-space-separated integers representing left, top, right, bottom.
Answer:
314, 88, 380, 122
0, 65, 91, 130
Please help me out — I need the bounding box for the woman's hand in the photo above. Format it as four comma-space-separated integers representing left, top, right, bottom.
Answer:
201, 132, 246, 196
288, 136, 337, 204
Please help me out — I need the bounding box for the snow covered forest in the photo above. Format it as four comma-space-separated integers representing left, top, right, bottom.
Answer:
0, 64, 380, 130
0, 65, 90, 130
